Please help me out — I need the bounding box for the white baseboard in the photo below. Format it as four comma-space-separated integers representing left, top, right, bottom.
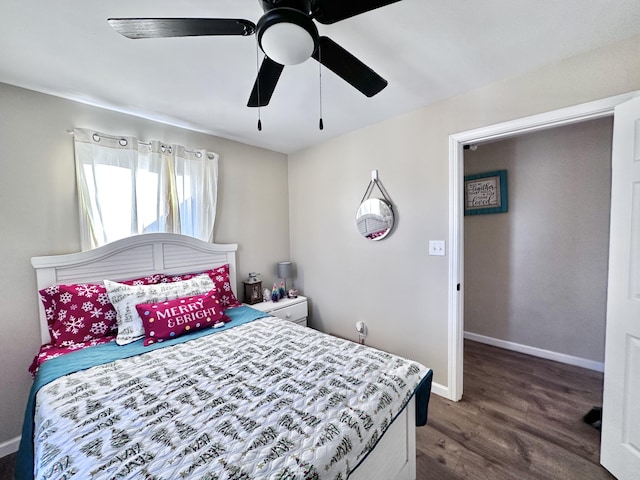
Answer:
430, 381, 449, 399
464, 331, 605, 372
0, 435, 20, 458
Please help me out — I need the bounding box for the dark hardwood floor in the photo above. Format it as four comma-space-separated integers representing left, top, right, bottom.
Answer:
0, 340, 615, 480
0, 452, 15, 480
416, 340, 615, 480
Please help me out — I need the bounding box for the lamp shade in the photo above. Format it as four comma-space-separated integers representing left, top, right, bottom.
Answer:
277, 261, 292, 279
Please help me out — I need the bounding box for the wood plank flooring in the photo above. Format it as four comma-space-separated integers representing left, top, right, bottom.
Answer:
0, 452, 15, 480
416, 340, 615, 479
0, 340, 615, 480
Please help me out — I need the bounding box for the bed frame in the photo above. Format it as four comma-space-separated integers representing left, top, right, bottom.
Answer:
30, 233, 417, 480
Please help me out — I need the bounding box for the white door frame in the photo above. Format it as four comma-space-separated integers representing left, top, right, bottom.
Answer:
447, 91, 639, 401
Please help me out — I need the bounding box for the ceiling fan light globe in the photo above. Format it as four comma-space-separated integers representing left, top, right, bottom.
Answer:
260, 22, 315, 65
257, 7, 318, 66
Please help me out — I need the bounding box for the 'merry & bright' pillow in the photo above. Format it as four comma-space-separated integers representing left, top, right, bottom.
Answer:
105, 274, 214, 345
135, 289, 230, 346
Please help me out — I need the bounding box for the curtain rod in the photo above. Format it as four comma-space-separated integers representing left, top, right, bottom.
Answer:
66, 129, 148, 145
67, 129, 214, 158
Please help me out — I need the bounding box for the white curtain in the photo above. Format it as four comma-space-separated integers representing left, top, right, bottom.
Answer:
74, 128, 218, 250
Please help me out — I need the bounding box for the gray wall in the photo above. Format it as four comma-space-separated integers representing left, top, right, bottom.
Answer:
288, 34, 640, 390
464, 117, 613, 362
0, 82, 289, 448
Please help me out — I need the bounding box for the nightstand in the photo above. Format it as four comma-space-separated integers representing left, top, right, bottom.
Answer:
247, 295, 308, 327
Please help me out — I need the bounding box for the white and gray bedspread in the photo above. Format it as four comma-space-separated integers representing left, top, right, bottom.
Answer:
31, 316, 431, 479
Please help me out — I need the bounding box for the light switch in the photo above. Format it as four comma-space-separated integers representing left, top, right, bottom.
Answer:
429, 240, 446, 256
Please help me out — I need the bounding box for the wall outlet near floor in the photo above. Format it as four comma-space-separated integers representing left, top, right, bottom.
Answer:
355, 321, 367, 337
429, 240, 446, 256
356, 321, 368, 345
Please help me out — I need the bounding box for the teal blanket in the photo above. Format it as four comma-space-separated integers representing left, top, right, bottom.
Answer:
15, 305, 269, 480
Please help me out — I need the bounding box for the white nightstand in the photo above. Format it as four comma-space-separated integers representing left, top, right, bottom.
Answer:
246, 295, 308, 327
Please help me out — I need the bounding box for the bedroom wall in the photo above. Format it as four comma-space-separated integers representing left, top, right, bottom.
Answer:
463, 117, 613, 364
288, 34, 640, 391
0, 82, 289, 451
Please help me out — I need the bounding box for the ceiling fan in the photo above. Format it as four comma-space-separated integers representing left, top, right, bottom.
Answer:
108, 0, 402, 108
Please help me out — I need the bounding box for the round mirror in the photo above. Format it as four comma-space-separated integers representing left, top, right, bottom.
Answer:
356, 198, 394, 241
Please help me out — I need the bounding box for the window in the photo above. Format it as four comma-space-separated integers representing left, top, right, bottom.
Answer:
74, 129, 218, 250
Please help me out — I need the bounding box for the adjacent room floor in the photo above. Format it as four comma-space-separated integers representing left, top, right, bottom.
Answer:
416, 340, 614, 479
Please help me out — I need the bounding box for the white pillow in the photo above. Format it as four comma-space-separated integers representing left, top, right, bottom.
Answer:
105, 274, 215, 345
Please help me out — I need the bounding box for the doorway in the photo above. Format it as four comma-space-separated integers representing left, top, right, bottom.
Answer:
446, 92, 638, 402
462, 117, 612, 372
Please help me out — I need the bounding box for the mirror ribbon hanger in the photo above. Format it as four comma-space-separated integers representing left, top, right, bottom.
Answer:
360, 169, 393, 206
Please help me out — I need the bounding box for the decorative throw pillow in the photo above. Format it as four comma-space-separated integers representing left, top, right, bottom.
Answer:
105, 274, 214, 345
163, 264, 241, 309
39, 274, 163, 347
135, 289, 230, 346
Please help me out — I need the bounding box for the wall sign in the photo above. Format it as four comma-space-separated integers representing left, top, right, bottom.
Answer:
464, 170, 508, 215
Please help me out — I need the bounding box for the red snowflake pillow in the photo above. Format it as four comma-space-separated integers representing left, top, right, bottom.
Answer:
39, 274, 162, 347
135, 289, 230, 346
163, 264, 241, 309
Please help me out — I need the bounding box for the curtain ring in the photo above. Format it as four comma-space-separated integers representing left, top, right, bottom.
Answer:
91, 133, 128, 146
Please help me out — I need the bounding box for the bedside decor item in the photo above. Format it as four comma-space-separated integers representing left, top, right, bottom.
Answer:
288, 288, 299, 299
464, 170, 508, 215
278, 281, 286, 299
263, 288, 271, 302
277, 261, 293, 291
271, 283, 280, 302
356, 169, 394, 241
243, 272, 262, 305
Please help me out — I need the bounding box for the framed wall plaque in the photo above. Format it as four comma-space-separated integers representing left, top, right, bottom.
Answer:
464, 170, 508, 215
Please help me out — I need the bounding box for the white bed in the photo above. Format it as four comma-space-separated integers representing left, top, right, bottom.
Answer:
19, 233, 430, 480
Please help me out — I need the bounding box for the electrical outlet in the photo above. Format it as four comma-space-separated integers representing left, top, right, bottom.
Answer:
428, 240, 446, 256
355, 321, 367, 337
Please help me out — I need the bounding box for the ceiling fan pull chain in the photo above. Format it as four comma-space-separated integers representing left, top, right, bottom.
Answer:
318, 44, 324, 131
256, 40, 263, 131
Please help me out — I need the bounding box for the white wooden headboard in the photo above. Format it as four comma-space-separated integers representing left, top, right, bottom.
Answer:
31, 233, 238, 344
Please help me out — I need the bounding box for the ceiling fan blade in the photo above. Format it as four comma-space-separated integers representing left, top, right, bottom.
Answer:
107, 18, 256, 39
312, 36, 387, 97
247, 57, 285, 107
311, 0, 402, 24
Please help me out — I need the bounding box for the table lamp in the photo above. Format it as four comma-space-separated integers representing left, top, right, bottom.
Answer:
277, 261, 292, 291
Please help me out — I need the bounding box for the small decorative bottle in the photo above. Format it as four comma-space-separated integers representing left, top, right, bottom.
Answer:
278, 281, 286, 300
271, 283, 280, 302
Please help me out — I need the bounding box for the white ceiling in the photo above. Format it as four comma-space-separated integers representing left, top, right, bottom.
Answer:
1, 0, 640, 154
